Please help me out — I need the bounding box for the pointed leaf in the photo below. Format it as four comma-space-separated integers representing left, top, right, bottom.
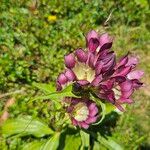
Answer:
22, 141, 46, 150
2, 116, 54, 138
42, 132, 60, 150
30, 84, 78, 103
80, 130, 90, 149
32, 82, 56, 93
64, 134, 81, 150
98, 134, 124, 150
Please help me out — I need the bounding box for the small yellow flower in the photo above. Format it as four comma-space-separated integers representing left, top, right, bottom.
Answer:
47, 15, 57, 22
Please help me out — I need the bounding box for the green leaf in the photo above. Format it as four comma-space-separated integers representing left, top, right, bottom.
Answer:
80, 130, 89, 149
64, 134, 81, 150
22, 141, 46, 150
42, 132, 60, 150
105, 103, 116, 114
2, 116, 54, 138
30, 84, 78, 103
32, 82, 56, 94
98, 135, 124, 150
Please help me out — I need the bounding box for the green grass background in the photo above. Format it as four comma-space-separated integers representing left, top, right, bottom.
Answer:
0, 0, 149, 149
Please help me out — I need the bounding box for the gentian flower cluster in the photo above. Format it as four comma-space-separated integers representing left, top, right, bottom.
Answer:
56, 30, 144, 129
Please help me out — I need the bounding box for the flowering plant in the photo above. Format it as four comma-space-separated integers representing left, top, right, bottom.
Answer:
2, 30, 144, 149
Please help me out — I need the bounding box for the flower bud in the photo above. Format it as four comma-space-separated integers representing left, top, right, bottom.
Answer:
57, 73, 68, 85
65, 69, 76, 81
86, 30, 99, 53
75, 49, 88, 63
64, 53, 76, 68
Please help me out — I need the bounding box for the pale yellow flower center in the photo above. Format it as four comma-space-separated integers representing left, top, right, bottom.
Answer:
73, 102, 89, 122
113, 86, 121, 100
73, 62, 95, 82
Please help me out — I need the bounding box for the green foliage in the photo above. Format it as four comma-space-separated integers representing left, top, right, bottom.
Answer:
80, 130, 90, 149
42, 133, 60, 150
64, 134, 81, 150
0, 0, 149, 149
2, 116, 54, 138
22, 141, 46, 150
31, 83, 78, 103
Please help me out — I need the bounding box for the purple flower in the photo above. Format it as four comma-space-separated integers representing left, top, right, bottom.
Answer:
86, 30, 113, 53
56, 30, 144, 112
66, 98, 98, 129
56, 69, 76, 91
97, 54, 144, 111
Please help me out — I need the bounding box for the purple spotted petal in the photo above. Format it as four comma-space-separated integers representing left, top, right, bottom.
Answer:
107, 91, 115, 103
116, 54, 128, 69
56, 81, 62, 91
120, 80, 133, 92
87, 52, 95, 68
64, 53, 76, 68
127, 70, 144, 80
85, 116, 97, 124
95, 61, 104, 75
132, 79, 143, 89
121, 89, 133, 98
91, 75, 102, 86
113, 76, 126, 83
75, 49, 88, 63
89, 103, 97, 111
115, 103, 125, 111
72, 118, 78, 126
89, 107, 98, 117
126, 56, 138, 67
65, 69, 76, 81
99, 33, 113, 51
114, 66, 131, 77
80, 122, 89, 129
102, 55, 116, 72
86, 30, 99, 53
57, 73, 68, 85
77, 80, 90, 86
118, 98, 133, 104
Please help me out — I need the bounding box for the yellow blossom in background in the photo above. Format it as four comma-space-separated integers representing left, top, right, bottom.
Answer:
47, 15, 57, 22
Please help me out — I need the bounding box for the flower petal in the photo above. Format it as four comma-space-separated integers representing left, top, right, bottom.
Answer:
114, 66, 131, 77
89, 107, 98, 117
75, 49, 88, 63
85, 116, 97, 124
57, 73, 68, 85
80, 122, 89, 129
99, 33, 113, 51
64, 53, 76, 68
118, 98, 133, 104
121, 89, 133, 98
65, 69, 76, 81
89, 103, 97, 111
95, 61, 104, 75
115, 54, 128, 69
127, 70, 144, 80
126, 56, 138, 68
72, 118, 78, 126
120, 80, 133, 92
77, 80, 90, 86
86, 30, 99, 53
91, 75, 102, 86
56, 81, 62, 91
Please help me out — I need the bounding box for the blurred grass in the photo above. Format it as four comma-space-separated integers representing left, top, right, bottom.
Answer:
0, 0, 150, 149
